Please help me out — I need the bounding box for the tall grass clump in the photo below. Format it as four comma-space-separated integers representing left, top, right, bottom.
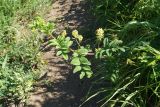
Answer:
89, 0, 160, 27
81, 0, 160, 106
0, 0, 51, 106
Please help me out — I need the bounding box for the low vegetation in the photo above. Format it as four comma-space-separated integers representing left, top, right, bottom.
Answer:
0, 0, 51, 106
35, 0, 160, 106
1, 0, 160, 107
82, 0, 160, 106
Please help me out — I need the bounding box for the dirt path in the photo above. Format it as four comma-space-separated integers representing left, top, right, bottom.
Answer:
27, 0, 94, 107
28, 48, 82, 107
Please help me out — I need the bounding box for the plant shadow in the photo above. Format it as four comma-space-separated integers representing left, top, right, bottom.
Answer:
27, 48, 93, 107
28, 0, 98, 107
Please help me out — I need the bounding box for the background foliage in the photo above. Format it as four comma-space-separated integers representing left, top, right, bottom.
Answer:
81, 0, 160, 107
0, 0, 51, 106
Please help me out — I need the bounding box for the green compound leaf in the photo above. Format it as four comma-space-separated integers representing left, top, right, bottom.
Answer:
71, 57, 81, 65
80, 57, 91, 65
56, 51, 62, 56
49, 39, 58, 46
80, 71, 85, 79
78, 48, 88, 56
73, 52, 79, 57
83, 66, 91, 71
67, 41, 73, 47
62, 54, 68, 60
73, 66, 82, 73
86, 71, 93, 78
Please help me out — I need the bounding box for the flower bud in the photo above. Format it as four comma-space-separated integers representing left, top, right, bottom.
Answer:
72, 30, 79, 38
78, 35, 83, 43
61, 30, 67, 37
96, 28, 104, 41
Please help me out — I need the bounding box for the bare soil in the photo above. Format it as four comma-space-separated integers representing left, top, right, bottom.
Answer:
27, 0, 95, 107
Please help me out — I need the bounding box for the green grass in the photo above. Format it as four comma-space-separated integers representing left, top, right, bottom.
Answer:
0, 0, 51, 28
0, 0, 51, 106
81, 0, 160, 107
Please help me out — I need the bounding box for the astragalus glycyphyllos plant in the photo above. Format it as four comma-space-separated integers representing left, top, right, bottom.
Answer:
49, 32, 73, 60
49, 30, 93, 79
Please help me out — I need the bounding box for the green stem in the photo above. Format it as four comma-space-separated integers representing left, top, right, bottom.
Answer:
75, 38, 81, 48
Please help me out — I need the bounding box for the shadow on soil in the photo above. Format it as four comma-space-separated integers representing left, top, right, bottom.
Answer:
28, 47, 96, 107
55, 0, 97, 36
39, 72, 84, 107
28, 0, 98, 107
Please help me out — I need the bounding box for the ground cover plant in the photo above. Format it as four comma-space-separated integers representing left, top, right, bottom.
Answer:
80, 0, 160, 107
49, 30, 93, 79
0, 0, 52, 106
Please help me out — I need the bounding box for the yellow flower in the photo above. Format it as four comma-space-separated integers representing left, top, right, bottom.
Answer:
61, 30, 67, 37
72, 30, 79, 38
78, 35, 83, 43
96, 28, 104, 41
72, 30, 83, 43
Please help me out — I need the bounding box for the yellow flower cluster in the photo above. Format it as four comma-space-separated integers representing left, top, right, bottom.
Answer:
72, 30, 79, 38
61, 30, 67, 37
96, 28, 104, 41
72, 30, 83, 43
